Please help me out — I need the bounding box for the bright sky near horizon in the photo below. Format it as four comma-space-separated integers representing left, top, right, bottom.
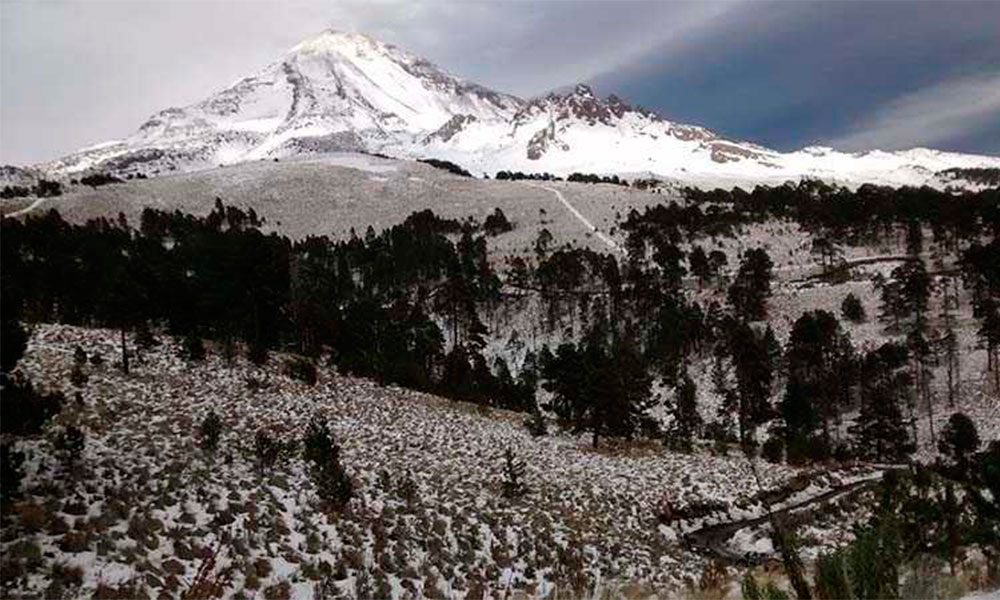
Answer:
1, 0, 998, 165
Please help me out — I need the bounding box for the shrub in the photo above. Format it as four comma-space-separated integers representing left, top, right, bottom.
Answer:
70, 364, 88, 387
80, 173, 123, 188
248, 342, 269, 366
761, 436, 784, 464
939, 412, 980, 477
0, 375, 65, 435
283, 357, 317, 385
179, 334, 205, 362
814, 551, 851, 600
181, 544, 230, 600
1, 318, 29, 373
396, 473, 419, 507
92, 579, 140, 600
741, 572, 790, 600
0, 443, 25, 502
134, 323, 159, 351
49, 562, 84, 590
53, 425, 85, 467
34, 179, 63, 197
524, 409, 547, 437
58, 530, 89, 553
199, 410, 222, 453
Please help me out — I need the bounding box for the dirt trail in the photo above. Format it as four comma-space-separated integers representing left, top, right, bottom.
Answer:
3, 196, 50, 219
524, 183, 625, 255
684, 477, 880, 565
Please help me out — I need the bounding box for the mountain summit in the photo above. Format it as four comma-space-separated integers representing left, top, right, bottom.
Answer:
41, 30, 999, 188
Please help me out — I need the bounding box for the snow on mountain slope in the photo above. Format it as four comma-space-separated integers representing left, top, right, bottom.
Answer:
36, 31, 1000, 189
414, 84, 1000, 188
43, 30, 521, 176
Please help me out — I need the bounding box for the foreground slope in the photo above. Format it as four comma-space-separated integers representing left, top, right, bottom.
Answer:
5, 324, 815, 599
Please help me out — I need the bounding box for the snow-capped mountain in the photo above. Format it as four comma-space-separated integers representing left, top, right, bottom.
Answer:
38, 30, 1000, 188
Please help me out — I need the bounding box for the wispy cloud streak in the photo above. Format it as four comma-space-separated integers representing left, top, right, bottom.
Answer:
827, 71, 1000, 152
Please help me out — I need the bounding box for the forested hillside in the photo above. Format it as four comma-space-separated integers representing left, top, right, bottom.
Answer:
1, 178, 998, 598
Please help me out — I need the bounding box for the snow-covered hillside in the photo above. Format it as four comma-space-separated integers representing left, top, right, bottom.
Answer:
33, 30, 1000, 189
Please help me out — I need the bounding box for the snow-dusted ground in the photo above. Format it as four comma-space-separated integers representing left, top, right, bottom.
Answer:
4, 324, 815, 599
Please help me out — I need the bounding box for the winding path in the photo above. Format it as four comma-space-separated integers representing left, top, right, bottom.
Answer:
524, 183, 625, 255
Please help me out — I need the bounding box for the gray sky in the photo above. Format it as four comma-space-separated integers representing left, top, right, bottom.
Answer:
2, 1, 998, 165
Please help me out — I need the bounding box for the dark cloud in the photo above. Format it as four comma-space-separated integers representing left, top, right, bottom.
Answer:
590, 1, 1000, 153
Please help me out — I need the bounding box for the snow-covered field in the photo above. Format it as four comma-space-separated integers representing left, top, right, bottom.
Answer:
0, 154, 670, 262
2, 324, 819, 599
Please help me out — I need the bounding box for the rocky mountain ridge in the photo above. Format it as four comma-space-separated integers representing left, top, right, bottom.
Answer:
26, 30, 1000, 189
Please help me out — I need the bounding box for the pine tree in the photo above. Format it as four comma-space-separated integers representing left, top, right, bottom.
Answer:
727, 321, 776, 447
908, 326, 937, 445
853, 343, 914, 463
728, 248, 774, 321
978, 300, 1000, 390
842, 293, 866, 323
303, 414, 353, 510
811, 236, 841, 275
670, 372, 701, 451
939, 277, 961, 406
689, 245, 710, 287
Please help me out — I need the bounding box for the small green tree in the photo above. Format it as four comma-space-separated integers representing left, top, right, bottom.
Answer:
842, 293, 866, 323
254, 429, 294, 476
303, 414, 333, 468
302, 413, 352, 509
73, 346, 88, 366
501, 447, 527, 499
199, 410, 222, 453
847, 521, 901, 600
312, 453, 353, 510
